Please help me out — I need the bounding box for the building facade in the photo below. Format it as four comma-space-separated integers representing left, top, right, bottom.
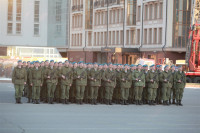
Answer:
0, 0, 70, 56
69, 0, 195, 64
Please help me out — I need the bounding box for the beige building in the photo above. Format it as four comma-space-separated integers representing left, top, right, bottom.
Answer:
69, 0, 195, 64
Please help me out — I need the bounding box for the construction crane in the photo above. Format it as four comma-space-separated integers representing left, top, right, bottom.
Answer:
185, 0, 200, 83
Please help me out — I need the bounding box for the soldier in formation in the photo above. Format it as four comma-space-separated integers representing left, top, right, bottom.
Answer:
12, 60, 186, 106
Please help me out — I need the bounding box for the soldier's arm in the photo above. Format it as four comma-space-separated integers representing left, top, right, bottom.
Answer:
29, 69, 32, 85
102, 71, 107, 81
146, 72, 150, 82
12, 67, 16, 83
41, 70, 44, 85
159, 72, 164, 82
24, 69, 27, 83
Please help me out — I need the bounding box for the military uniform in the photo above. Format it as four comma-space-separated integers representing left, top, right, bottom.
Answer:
45, 66, 58, 104
70, 67, 77, 103
60, 66, 73, 104
160, 70, 173, 105
55, 67, 62, 103
29, 67, 43, 104
74, 67, 87, 104
156, 69, 163, 104
174, 70, 186, 106
170, 70, 176, 104
41, 66, 49, 102
102, 68, 116, 105
120, 69, 132, 105
129, 69, 135, 104
12, 66, 27, 103
88, 68, 101, 104
84, 68, 91, 103
142, 69, 149, 104
132, 70, 145, 105
114, 69, 121, 104
98, 69, 106, 103
146, 70, 158, 105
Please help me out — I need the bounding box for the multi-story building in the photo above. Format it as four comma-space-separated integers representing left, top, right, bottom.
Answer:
0, 0, 70, 57
69, 0, 196, 64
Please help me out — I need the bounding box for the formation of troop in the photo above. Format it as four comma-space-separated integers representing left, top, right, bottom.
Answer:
12, 59, 186, 106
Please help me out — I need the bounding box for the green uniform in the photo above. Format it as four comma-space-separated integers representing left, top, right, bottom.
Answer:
45, 67, 58, 103
60, 66, 73, 102
29, 67, 43, 102
146, 70, 158, 102
102, 69, 116, 104
120, 69, 132, 102
113, 69, 121, 103
132, 70, 145, 103
99, 69, 106, 103
160, 70, 173, 103
23, 66, 29, 97
70, 67, 77, 103
55, 67, 62, 102
129, 70, 135, 103
74, 67, 87, 101
27, 68, 33, 101
88, 68, 101, 103
41, 66, 49, 102
12, 66, 27, 102
156, 70, 163, 104
84, 68, 91, 103
174, 71, 186, 102
170, 70, 176, 102
143, 70, 148, 103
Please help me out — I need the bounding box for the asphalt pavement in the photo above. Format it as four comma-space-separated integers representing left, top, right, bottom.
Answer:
0, 83, 200, 133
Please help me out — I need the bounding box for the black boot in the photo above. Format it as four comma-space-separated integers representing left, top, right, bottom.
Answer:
36, 99, 40, 104
172, 99, 175, 104
50, 98, 53, 104
169, 99, 171, 104
125, 100, 129, 105
48, 98, 51, 104
61, 99, 65, 104
152, 100, 155, 105
121, 100, 125, 105
18, 98, 22, 104
94, 99, 97, 105
176, 100, 179, 106
27, 98, 30, 103
149, 100, 152, 105
109, 100, 112, 105
179, 100, 183, 106
91, 99, 94, 105
135, 100, 138, 105
105, 99, 109, 105
166, 101, 169, 105
139, 100, 142, 105
76, 99, 79, 104
65, 99, 69, 104
80, 99, 83, 105
15, 98, 18, 104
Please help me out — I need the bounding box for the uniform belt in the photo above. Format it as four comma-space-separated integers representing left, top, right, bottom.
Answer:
33, 78, 41, 80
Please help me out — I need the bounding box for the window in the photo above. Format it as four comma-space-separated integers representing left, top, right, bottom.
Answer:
8, 0, 13, 21
94, 32, 96, 46
101, 32, 103, 45
34, 1, 40, 22
127, 0, 137, 25
130, 30, 135, 45
126, 30, 129, 45
104, 32, 107, 46
112, 31, 115, 45
159, 3, 163, 19
154, 28, 157, 44
149, 29, 152, 44
116, 31, 119, 45
56, 0, 62, 23
144, 29, 147, 44
149, 4, 152, 20
154, 3, 157, 19
159, 28, 162, 44
137, 6, 141, 21
137, 29, 140, 44
120, 30, 123, 45
7, 23, 13, 34
145, 5, 148, 20
56, 25, 62, 35
16, 0, 22, 21
34, 24, 39, 35
16, 23, 21, 34
88, 32, 92, 46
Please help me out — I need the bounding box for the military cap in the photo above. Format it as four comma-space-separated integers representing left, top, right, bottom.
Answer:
124, 64, 129, 66
18, 60, 22, 63
27, 61, 30, 63
171, 65, 175, 68
130, 64, 134, 67
150, 64, 155, 67
23, 61, 26, 63
177, 65, 182, 68
40, 61, 44, 63
108, 63, 112, 65
137, 64, 142, 66
65, 60, 69, 62
30, 62, 34, 65
164, 65, 169, 69
45, 60, 49, 62
143, 64, 148, 67
35, 61, 39, 63
78, 61, 84, 64
50, 60, 54, 63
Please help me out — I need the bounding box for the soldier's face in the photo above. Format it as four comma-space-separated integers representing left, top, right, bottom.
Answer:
54, 63, 58, 67
125, 66, 128, 69
59, 63, 62, 67
171, 67, 175, 71
151, 67, 155, 71
45, 62, 49, 66
18, 62, 22, 66
79, 63, 83, 68
40, 63, 44, 66
178, 67, 182, 71
65, 62, 69, 66
138, 65, 142, 70
94, 64, 98, 68
165, 66, 169, 71
35, 63, 40, 67
74, 63, 77, 68
30, 64, 34, 68
50, 62, 54, 66
23, 63, 27, 66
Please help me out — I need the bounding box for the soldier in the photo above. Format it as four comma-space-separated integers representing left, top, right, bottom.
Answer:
74, 61, 87, 104
60, 60, 73, 104
132, 64, 145, 105
174, 66, 186, 106
102, 63, 116, 105
55, 61, 63, 103
40, 61, 44, 68
114, 64, 121, 104
41, 60, 49, 103
142, 64, 149, 104
12, 60, 27, 104
70, 62, 78, 103
129, 64, 136, 104
27, 62, 34, 103
29, 61, 43, 104
146, 65, 158, 105
160, 65, 173, 105
120, 64, 132, 105
45, 60, 58, 104
88, 62, 101, 105
99, 63, 107, 104
156, 65, 163, 104
169, 65, 176, 104
22, 61, 27, 97
84, 63, 92, 103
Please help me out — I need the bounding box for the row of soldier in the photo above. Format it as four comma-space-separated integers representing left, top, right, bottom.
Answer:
12, 60, 186, 106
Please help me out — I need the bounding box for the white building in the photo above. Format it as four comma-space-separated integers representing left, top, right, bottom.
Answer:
69, 0, 193, 64
0, 0, 70, 56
